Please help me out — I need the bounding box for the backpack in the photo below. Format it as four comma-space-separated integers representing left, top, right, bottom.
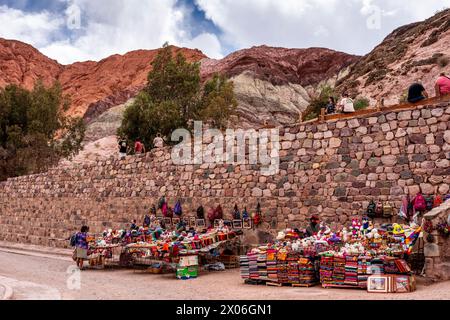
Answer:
367, 201, 376, 218
433, 195, 443, 208
375, 201, 384, 218
425, 196, 434, 211
162, 202, 171, 218
253, 202, 262, 226
383, 202, 393, 218
233, 204, 241, 220
70, 233, 77, 247
174, 200, 183, 217
414, 193, 426, 212
207, 208, 216, 223
197, 206, 205, 219
242, 208, 249, 219
158, 196, 166, 209
214, 205, 223, 220
144, 215, 151, 227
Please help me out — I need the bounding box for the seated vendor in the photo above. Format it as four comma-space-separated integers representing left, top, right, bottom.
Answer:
305, 215, 320, 237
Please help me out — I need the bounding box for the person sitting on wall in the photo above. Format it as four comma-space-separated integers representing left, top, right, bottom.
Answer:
305, 215, 321, 237
435, 72, 450, 97
325, 97, 336, 115
338, 93, 355, 113
153, 134, 164, 149
134, 138, 146, 155
407, 80, 428, 103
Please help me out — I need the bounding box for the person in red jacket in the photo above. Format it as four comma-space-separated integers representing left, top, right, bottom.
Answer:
134, 138, 146, 154
435, 73, 450, 97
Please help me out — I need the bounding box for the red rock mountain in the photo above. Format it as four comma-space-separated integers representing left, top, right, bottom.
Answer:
0, 38, 206, 119
0, 38, 356, 126
337, 8, 450, 105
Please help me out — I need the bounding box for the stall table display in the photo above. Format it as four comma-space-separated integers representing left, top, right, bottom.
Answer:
241, 220, 421, 293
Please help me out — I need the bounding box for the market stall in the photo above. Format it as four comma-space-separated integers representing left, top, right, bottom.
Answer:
240, 219, 422, 293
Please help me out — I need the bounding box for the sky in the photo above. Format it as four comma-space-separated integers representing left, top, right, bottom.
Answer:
0, 0, 449, 64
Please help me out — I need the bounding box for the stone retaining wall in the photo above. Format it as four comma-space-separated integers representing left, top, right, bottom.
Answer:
0, 103, 449, 247
424, 200, 450, 280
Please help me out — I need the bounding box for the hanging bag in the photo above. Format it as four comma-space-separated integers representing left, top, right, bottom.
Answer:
383, 202, 393, 218
433, 195, 443, 208
197, 206, 205, 219
375, 201, 384, 218
413, 193, 426, 212
174, 200, 183, 217
425, 196, 434, 211
367, 200, 376, 219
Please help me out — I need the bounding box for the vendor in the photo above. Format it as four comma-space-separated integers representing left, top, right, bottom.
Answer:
130, 220, 139, 231
75, 225, 90, 270
305, 215, 320, 237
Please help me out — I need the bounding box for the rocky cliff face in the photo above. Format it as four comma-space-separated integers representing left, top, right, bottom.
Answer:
337, 9, 450, 105
0, 38, 356, 128
201, 46, 358, 127
0, 39, 206, 118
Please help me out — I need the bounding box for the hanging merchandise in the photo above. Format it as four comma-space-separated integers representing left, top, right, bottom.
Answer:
413, 193, 426, 212
253, 202, 262, 227
233, 204, 241, 220
433, 195, 443, 208
367, 200, 376, 218
214, 205, 223, 221
197, 206, 205, 219
383, 202, 393, 218
174, 200, 183, 217
375, 201, 384, 218
242, 207, 249, 219
425, 196, 435, 211
158, 196, 166, 209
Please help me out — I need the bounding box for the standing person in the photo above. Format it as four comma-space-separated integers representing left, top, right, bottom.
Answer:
435, 72, 450, 97
325, 97, 336, 115
118, 138, 129, 159
407, 80, 428, 103
153, 134, 164, 149
134, 138, 146, 154
75, 226, 90, 270
305, 215, 321, 237
338, 93, 355, 113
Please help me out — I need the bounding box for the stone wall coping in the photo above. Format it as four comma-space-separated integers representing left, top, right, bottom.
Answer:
424, 200, 450, 220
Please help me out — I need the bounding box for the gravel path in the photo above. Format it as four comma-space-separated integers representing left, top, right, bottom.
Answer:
0, 250, 449, 300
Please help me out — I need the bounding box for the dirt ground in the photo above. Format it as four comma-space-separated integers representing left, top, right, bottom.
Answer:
0, 249, 449, 300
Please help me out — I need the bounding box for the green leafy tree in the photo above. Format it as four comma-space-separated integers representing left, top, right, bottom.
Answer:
119, 43, 237, 147
198, 74, 238, 130
0, 81, 85, 181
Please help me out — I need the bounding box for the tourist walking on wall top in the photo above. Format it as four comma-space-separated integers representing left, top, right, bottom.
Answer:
153, 134, 164, 149
134, 138, 146, 154
75, 226, 90, 270
338, 93, 355, 113
435, 72, 450, 97
118, 138, 129, 159
407, 80, 428, 103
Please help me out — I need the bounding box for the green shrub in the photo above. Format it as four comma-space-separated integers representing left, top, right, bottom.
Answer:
354, 97, 370, 111
303, 85, 337, 121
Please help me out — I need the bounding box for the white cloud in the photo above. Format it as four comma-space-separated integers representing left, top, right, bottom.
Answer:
0, 5, 63, 47
0, 1, 224, 64
0, 0, 449, 64
196, 0, 450, 54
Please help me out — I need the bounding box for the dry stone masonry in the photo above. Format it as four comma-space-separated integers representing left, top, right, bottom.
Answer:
0, 103, 449, 248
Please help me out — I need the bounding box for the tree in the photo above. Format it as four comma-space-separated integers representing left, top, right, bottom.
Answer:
119, 43, 237, 147
0, 81, 85, 181
199, 74, 238, 130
